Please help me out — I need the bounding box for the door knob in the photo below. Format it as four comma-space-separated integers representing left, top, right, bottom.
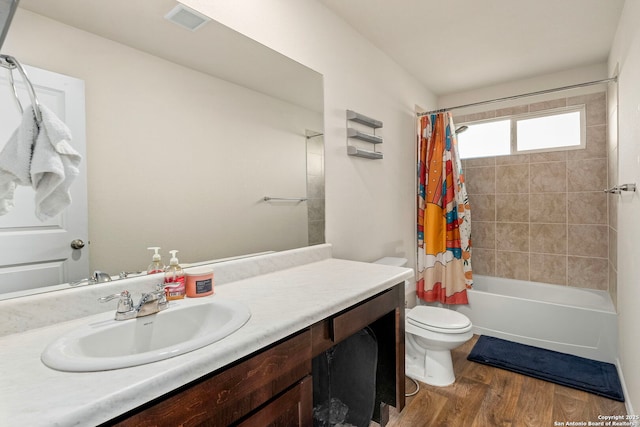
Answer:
70, 239, 85, 249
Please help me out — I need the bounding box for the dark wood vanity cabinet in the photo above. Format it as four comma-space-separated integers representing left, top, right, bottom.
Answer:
107, 283, 404, 427
108, 330, 312, 427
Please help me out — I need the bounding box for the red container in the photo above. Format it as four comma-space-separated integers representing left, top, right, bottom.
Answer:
185, 267, 214, 298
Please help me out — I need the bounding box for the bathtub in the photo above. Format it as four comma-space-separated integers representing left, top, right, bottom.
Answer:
452, 275, 618, 363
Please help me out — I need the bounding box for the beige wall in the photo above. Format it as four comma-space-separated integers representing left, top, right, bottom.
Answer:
456, 92, 609, 290
5, 10, 323, 274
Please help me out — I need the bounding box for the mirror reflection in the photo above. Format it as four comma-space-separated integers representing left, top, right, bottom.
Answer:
0, 0, 324, 298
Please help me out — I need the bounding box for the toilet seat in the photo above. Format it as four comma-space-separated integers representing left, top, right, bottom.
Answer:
407, 306, 472, 334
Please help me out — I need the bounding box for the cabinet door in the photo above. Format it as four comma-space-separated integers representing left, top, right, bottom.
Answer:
236, 375, 312, 427
111, 330, 311, 426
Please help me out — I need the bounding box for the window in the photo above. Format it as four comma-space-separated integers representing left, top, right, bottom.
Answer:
457, 119, 510, 159
456, 105, 586, 159
515, 109, 582, 152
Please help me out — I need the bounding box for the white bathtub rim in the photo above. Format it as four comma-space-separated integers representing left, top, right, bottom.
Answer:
470, 274, 615, 313
468, 290, 614, 315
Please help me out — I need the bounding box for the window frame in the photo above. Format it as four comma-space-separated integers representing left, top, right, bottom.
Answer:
456, 104, 587, 159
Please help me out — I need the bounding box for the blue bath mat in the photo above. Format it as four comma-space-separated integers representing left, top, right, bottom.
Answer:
467, 335, 624, 401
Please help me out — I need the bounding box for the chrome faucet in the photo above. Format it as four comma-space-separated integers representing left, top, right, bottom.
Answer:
70, 270, 113, 287
99, 285, 168, 320
135, 287, 169, 317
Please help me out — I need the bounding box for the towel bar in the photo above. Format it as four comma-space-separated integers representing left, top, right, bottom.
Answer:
0, 54, 43, 123
263, 196, 308, 202
604, 183, 636, 194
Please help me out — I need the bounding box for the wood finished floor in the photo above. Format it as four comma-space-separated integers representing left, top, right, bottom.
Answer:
384, 335, 627, 427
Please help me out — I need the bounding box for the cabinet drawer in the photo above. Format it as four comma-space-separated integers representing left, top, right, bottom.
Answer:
332, 288, 398, 343
112, 330, 312, 427
311, 287, 399, 356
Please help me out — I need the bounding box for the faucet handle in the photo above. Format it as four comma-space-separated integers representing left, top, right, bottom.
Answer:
154, 283, 168, 309
70, 278, 90, 287
99, 290, 133, 313
98, 292, 122, 302
154, 283, 166, 295
119, 271, 143, 279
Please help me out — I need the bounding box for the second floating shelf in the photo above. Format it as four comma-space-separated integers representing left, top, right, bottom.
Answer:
347, 128, 383, 144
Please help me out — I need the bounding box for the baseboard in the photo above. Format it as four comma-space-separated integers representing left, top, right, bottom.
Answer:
616, 358, 635, 415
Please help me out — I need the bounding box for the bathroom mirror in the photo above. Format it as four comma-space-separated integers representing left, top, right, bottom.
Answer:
0, 0, 324, 298
0, 0, 19, 51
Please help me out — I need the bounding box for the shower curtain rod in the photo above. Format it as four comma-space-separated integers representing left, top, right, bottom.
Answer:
417, 76, 617, 117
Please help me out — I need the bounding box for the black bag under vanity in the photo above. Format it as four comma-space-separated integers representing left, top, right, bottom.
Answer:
312, 327, 378, 427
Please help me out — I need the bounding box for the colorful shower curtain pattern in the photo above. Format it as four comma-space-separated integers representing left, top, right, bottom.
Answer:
417, 112, 472, 304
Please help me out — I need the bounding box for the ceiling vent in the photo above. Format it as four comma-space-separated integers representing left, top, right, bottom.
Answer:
165, 4, 211, 32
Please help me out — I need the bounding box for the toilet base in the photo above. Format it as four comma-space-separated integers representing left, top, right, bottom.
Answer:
406, 348, 455, 387
403, 306, 473, 387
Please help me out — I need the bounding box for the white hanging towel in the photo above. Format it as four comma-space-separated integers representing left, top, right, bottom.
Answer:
30, 104, 81, 221
0, 107, 38, 215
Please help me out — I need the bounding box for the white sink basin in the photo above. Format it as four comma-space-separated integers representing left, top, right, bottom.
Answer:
41, 297, 251, 372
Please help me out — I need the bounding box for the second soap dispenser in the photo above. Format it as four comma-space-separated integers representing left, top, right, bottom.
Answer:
164, 250, 185, 300
147, 247, 165, 275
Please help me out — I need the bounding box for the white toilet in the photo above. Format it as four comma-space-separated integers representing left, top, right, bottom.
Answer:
373, 257, 473, 387
405, 305, 473, 386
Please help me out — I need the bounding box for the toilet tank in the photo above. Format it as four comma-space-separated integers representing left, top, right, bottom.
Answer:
373, 257, 408, 267
373, 257, 415, 308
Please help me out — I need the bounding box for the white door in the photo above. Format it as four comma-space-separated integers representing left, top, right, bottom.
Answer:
0, 64, 88, 293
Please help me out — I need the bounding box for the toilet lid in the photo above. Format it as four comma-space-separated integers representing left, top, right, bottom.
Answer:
407, 306, 471, 331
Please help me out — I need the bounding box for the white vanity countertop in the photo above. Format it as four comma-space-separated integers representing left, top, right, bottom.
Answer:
0, 255, 413, 426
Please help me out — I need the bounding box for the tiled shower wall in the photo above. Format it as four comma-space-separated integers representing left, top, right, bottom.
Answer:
454, 91, 609, 290
306, 134, 326, 245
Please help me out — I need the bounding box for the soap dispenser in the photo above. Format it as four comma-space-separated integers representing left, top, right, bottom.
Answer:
147, 247, 165, 275
164, 250, 185, 300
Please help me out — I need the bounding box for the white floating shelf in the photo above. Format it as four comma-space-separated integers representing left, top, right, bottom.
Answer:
347, 128, 383, 144
346, 110, 383, 129
347, 145, 383, 159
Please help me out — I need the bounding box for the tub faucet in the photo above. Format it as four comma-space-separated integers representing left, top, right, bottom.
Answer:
99, 285, 168, 320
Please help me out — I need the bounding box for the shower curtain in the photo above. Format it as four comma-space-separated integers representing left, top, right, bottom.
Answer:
417, 112, 472, 304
